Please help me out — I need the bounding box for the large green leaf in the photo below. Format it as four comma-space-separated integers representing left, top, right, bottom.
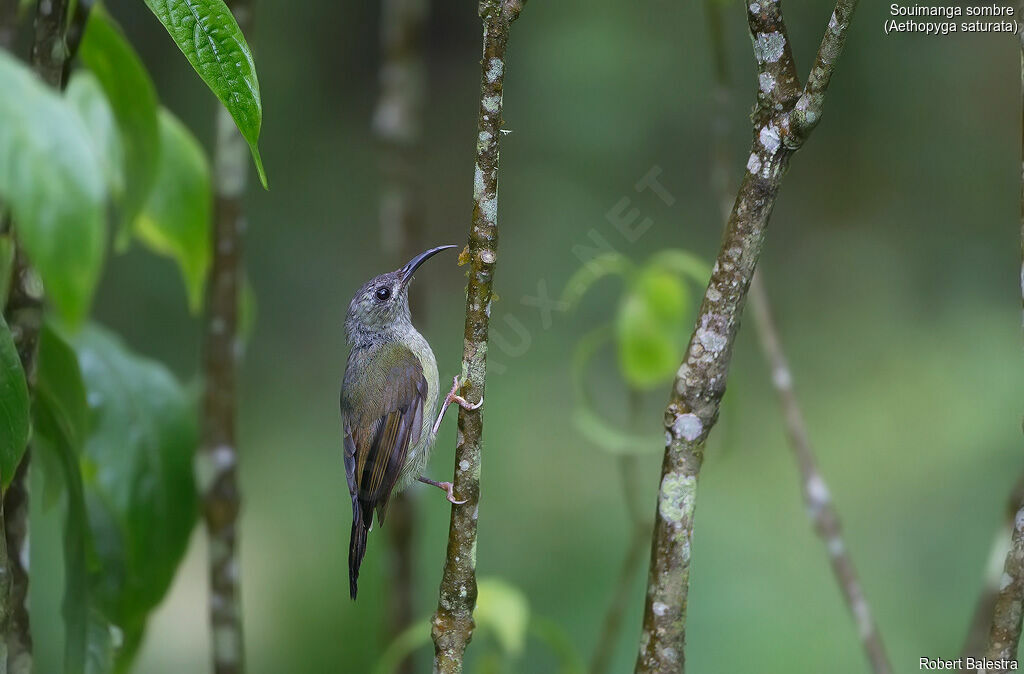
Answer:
616, 270, 689, 389
79, 5, 161, 246
75, 326, 198, 667
0, 313, 29, 488
0, 51, 107, 327
35, 324, 91, 452
135, 109, 212, 312
33, 324, 107, 674
66, 71, 126, 206
144, 0, 267, 188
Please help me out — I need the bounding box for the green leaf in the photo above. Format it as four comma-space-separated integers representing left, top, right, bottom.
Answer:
562, 252, 632, 308
615, 271, 688, 389
476, 578, 530, 656
74, 325, 198, 668
35, 324, 91, 452
66, 71, 126, 205
647, 249, 711, 287
79, 5, 161, 246
0, 313, 29, 489
33, 403, 98, 674
0, 51, 107, 327
35, 323, 91, 511
135, 109, 212, 312
569, 325, 662, 454
144, 0, 267, 188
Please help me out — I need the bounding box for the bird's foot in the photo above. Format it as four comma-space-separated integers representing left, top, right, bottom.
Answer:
418, 476, 467, 505
445, 375, 483, 411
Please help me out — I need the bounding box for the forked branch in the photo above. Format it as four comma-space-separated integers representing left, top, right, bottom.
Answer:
635, 1, 859, 670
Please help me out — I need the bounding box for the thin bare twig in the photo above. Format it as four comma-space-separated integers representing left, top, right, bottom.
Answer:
748, 277, 892, 673
635, 1, 859, 670
199, 2, 255, 673
705, 2, 889, 670
430, 2, 523, 671
374, 0, 429, 669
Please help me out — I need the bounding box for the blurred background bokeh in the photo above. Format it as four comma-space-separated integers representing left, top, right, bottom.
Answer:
25, 0, 1024, 671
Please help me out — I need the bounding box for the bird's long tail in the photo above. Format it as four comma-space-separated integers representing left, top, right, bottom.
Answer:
349, 499, 373, 600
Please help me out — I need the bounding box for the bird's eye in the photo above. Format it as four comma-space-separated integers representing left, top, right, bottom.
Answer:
375, 286, 391, 302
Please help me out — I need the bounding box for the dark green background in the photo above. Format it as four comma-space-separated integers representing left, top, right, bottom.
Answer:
27, 0, 1023, 671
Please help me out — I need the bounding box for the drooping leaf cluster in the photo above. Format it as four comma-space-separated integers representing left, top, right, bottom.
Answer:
0, 1, 266, 671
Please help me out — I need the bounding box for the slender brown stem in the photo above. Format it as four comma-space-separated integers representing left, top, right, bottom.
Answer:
748, 276, 892, 673
635, 1, 858, 670
199, 2, 255, 673
375, 2, 428, 668
590, 390, 650, 674
430, 2, 523, 671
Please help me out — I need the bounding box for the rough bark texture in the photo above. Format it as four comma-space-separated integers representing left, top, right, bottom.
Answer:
0, 2, 73, 668
430, 2, 523, 671
375, 2, 428, 669
963, 477, 1024, 659
199, 2, 254, 673
979, 4, 1024, 663
635, 1, 858, 671
748, 277, 891, 673
705, 3, 890, 671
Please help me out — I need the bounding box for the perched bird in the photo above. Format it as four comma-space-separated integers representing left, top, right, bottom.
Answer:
341, 244, 482, 600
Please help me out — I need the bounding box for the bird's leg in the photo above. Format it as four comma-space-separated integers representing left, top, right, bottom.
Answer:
418, 476, 467, 505
430, 375, 483, 436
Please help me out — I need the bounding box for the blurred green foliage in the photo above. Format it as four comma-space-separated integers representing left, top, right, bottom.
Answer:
8, 0, 1022, 672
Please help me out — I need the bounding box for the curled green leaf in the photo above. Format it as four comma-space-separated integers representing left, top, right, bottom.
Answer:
561, 252, 633, 308
79, 5, 161, 245
0, 51, 106, 327
144, 0, 267, 188
135, 108, 212, 313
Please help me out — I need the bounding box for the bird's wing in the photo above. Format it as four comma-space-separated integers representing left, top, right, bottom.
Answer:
341, 342, 427, 526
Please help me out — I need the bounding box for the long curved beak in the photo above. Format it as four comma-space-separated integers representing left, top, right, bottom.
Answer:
398, 245, 458, 287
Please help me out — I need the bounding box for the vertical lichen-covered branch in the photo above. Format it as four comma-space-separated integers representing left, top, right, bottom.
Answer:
374, 2, 428, 667
705, 3, 890, 671
430, 2, 523, 671
199, 2, 254, 673
977, 2, 1024, 663
1, 2, 73, 668
635, 1, 858, 671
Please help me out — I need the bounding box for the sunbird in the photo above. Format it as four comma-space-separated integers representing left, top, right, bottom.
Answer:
341, 244, 482, 600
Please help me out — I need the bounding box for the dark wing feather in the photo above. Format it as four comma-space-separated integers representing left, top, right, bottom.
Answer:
342, 343, 425, 599
342, 343, 427, 525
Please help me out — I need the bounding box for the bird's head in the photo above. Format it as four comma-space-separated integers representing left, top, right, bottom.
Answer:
345, 244, 457, 346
